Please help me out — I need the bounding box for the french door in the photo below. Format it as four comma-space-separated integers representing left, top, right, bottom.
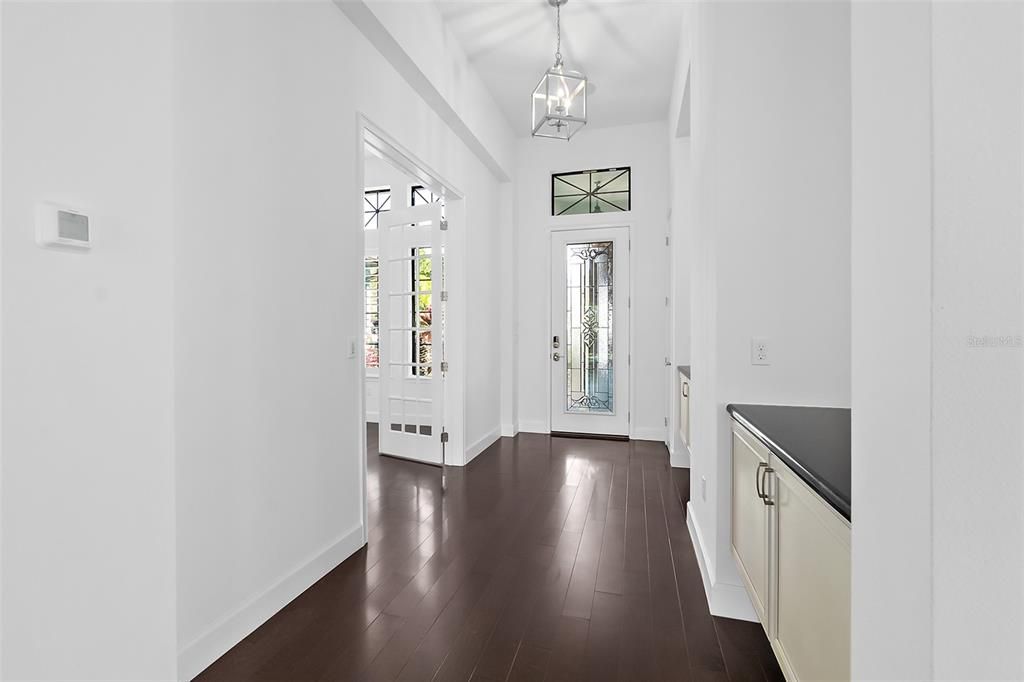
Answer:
377, 203, 445, 464
550, 227, 630, 436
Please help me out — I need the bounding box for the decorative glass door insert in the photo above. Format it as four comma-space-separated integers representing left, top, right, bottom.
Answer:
565, 241, 614, 414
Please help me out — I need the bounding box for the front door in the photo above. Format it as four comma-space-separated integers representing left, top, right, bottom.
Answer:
550, 227, 630, 436
378, 203, 445, 464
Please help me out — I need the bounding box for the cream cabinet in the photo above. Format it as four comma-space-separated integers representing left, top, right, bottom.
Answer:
731, 420, 851, 682
772, 456, 851, 681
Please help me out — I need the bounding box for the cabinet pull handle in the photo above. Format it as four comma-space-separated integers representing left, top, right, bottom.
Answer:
761, 467, 775, 506
755, 462, 767, 499
682, 382, 689, 398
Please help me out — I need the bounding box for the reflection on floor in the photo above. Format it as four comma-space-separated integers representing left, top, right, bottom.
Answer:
198, 425, 782, 681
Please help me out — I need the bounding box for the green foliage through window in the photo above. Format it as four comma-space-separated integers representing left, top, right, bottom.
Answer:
364, 256, 379, 368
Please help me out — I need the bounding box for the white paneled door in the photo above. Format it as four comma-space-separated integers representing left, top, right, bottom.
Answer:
378, 203, 445, 464
550, 227, 630, 436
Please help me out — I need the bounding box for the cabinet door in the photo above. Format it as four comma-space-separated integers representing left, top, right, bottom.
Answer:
771, 460, 851, 681
731, 424, 769, 623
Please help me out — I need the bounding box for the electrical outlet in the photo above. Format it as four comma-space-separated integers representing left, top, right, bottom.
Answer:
751, 337, 770, 365
701, 476, 707, 501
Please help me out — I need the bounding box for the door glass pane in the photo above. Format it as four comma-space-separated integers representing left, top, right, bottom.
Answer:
565, 241, 614, 414
412, 246, 432, 377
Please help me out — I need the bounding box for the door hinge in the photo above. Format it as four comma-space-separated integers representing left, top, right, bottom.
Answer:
628, 411, 631, 423
440, 219, 449, 231
664, 416, 668, 427
665, 235, 670, 247
441, 361, 449, 373
441, 431, 449, 443
628, 296, 631, 308
665, 296, 670, 307
440, 290, 449, 302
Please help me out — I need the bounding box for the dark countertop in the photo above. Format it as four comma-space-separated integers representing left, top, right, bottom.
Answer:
677, 365, 691, 379
726, 404, 851, 521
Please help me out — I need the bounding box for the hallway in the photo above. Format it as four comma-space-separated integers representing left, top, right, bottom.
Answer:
198, 429, 781, 681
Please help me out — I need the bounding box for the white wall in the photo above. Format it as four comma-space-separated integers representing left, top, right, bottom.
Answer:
361, 0, 514, 179
498, 181, 518, 437
514, 121, 671, 441
172, 3, 508, 677
667, 7, 694, 468
931, 5, 1022, 674
1, 3, 178, 678
852, 2, 1024, 677
849, 3, 933, 677
685, 0, 851, 620
667, 136, 692, 467
1, 1, 511, 679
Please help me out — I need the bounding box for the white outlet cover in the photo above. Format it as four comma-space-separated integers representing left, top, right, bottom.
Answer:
751, 337, 770, 365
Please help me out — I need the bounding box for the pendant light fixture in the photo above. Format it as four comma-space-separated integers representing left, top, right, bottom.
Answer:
532, 0, 588, 140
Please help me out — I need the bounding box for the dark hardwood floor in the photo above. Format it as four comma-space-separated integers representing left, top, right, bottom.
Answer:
197, 426, 782, 681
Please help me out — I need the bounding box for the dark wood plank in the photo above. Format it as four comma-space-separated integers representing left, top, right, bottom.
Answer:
195, 425, 782, 682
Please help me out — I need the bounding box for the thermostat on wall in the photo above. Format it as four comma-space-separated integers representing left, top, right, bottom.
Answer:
36, 203, 91, 249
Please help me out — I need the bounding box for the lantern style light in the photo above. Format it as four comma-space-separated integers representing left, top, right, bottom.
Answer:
532, 0, 587, 141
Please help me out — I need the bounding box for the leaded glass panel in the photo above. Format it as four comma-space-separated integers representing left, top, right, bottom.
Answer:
565, 241, 614, 414
364, 187, 391, 230
551, 168, 630, 216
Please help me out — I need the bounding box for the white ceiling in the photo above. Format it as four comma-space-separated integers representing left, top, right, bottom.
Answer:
435, 0, 685, 137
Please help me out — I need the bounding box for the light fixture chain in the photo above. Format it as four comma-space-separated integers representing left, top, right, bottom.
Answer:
555, 1, 562, 67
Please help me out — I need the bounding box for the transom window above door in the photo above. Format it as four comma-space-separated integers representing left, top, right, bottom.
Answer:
552, 167, 630, 216
364, 187, 391, 230
410, 184, 440, 206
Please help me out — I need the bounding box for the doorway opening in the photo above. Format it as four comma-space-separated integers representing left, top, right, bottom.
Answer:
356, 118, 465, 541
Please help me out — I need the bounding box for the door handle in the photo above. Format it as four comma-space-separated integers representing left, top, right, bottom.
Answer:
553, 352, 561, 361
761, 467, 775, 506
755, 462, 767, 499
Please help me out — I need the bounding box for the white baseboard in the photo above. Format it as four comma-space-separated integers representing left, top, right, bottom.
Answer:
500, 422, 518, 438
517, 422, 668, 443
631, 426, 667, 442
177, 523, 365, 681
670, 441, 691, 468
517, 420, 549, 434
366, 413, 379, 423
464, 427, 501, 465
686, 503, 757, 622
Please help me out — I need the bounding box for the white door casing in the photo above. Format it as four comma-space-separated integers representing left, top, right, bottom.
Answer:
549, 227, 630, 436
378, 202, 445, 464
